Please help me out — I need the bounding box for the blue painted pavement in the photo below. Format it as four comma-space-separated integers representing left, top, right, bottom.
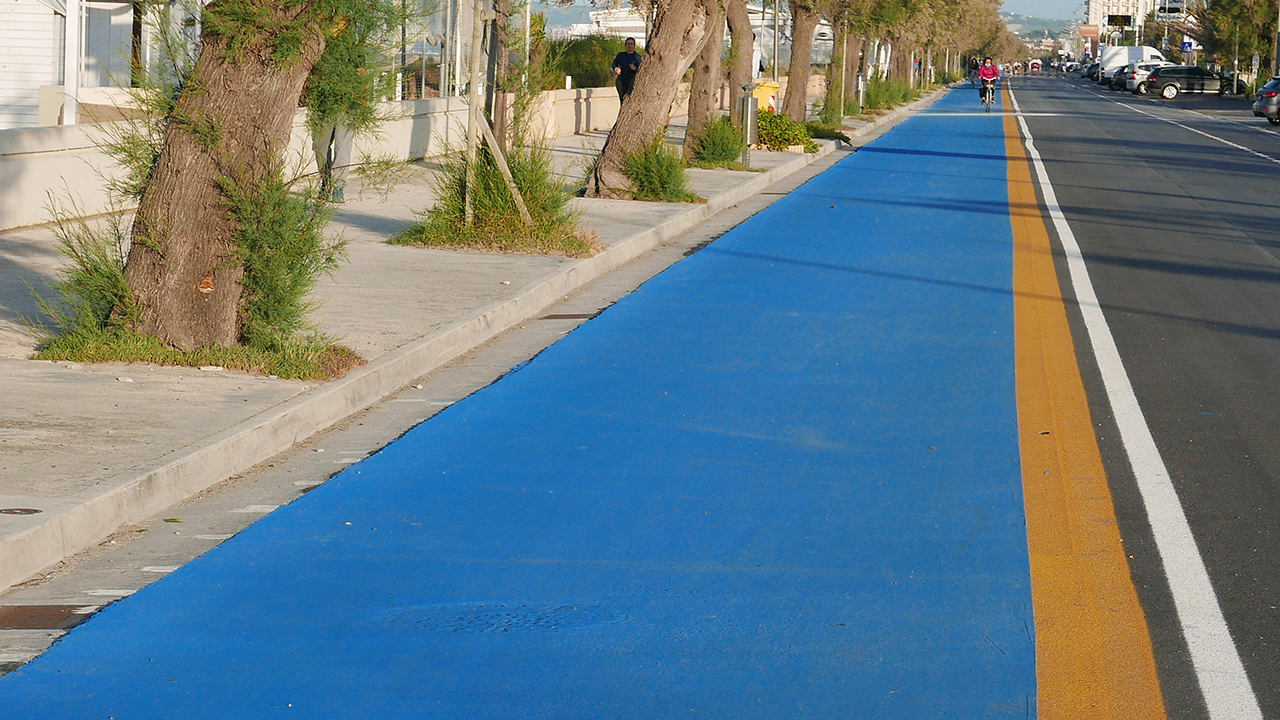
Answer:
0, 89, 1034, 718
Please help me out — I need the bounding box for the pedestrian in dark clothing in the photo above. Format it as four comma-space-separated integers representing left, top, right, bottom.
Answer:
612, 37, 641, 101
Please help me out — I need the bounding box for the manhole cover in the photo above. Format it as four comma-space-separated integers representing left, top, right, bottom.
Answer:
0, 508, 41, 515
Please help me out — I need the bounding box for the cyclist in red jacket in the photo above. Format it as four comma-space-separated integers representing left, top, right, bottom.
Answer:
977, 57, 1000, 105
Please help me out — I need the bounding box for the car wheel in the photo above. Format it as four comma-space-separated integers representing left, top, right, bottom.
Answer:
1160, 84, 1179, 99
1269, 116, 1280, 126
1136, 82, 1147, 95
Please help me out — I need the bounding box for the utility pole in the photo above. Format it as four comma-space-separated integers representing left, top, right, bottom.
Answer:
63, 0, 81, 124
464, 0, 486, 226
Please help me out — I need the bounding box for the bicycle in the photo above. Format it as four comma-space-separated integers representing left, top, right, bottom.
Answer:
981, 79, 996, 112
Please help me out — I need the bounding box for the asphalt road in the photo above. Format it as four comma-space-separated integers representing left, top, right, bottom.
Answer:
1012, 74, 1280, 719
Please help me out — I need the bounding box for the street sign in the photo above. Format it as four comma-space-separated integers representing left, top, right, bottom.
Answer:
1252, 53, 1261, 75
1181, 41, 1193, 52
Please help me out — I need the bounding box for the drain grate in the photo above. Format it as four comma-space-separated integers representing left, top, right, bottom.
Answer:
0, 605, 97, 630
384, 602, 620, 634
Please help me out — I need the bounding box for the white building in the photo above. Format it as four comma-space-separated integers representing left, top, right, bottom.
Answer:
0, 0, 196, 130
1086, 0, 1158, 44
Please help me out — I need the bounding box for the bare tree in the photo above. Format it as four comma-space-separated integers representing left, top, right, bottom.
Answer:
781, 0, 821, 122
724, 0, 754, 113
124, 3, 328, 350
586, 0, 720, 198
685, 7, 726, 161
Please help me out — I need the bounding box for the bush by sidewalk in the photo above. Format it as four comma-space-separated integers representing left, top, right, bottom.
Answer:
391, 144, 600, 256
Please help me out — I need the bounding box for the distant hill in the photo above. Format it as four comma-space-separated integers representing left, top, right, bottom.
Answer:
1002, 13, 1077, 39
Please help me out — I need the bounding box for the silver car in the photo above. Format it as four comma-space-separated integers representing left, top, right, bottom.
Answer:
1125, 61, 1174, 94
1253, 77, 1280, 125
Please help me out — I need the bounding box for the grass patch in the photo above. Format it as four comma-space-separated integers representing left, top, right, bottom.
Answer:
623, 136, 700, 203
805, 122, 851, 145
391, 143, 598, 256
864, 77, 917, 111
686, 159, 761, 172
692, 116, 747, 164
35, 329, 364, 380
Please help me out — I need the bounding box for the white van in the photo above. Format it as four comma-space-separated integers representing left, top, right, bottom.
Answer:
1097, 46, 1166, 82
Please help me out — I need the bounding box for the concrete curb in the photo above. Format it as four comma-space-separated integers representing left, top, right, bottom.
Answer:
0, 140, 838, 592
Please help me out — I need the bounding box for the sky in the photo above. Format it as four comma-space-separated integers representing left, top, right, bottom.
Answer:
536, 0, 1084, 29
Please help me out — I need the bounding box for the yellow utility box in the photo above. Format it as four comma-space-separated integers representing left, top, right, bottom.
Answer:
752, 81, 780, 112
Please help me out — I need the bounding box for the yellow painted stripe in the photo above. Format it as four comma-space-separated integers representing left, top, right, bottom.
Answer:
1003, 85, 1167, 719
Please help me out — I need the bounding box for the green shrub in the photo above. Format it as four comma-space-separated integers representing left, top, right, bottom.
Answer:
543, 35, 626, 89
864, 77, 915, 110
757, 110, 819, 153
220, 171, 343, 351
391, 143, 598, 256
694, 116, 746, 163
623, 136, 699, 202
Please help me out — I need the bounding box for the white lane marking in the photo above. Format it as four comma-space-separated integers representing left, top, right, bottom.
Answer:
333, 459, 361, 465
922, 111, 1064, 117
139, 566, 179, 573
231, 505, 279, 514
82, 589, 135, 597
1010, 86, 1264, 720
293, 480, 324, 488
193, 534, 234, 541
1076, 86, 1280, 163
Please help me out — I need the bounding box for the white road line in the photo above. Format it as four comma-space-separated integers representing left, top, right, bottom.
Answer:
139, 566, 179, 573
193, 533, 234, 541
1009, 86, 1264, 720
1077, 86, 1280, 162
82, 589, 134, 597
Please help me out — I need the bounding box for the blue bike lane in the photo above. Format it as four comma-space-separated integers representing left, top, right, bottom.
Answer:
1, 90, 1035, 718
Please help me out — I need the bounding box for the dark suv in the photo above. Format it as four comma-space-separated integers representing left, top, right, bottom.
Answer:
1145, 66, 1224, 98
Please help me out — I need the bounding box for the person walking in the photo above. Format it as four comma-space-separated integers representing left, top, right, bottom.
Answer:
612, 37, 642, 101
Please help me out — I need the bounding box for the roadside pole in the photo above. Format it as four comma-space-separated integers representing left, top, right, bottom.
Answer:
464, 0, 485, 226
63, 0, 80, 124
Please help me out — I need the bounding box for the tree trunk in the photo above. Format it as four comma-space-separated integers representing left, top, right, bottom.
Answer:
724, 0, 752, 114
890, 39, 910, 81
124, 4, 326, 350
781, 1, 818, 122
685, 8, 725, 161
586, 0, 718, 198
824, 22, 846, 121
490, 0, 512, 150
847, 35, 863, 114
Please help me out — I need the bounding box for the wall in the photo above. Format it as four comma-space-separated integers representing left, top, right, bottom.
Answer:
0, 78, 788, 233
0, 97, 469, 232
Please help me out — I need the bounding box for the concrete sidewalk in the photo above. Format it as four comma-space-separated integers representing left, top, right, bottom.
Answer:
0, 92, 947, 594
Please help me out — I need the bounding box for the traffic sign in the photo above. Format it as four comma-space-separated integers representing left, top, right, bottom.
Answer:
1181, 41, 1193, 52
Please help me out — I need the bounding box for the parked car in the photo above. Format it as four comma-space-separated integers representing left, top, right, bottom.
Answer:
1253, 77, 1280, 125
1125, 61, 1174, 94
1084, 62, 1100, 80
1219, 71, 1251, 95
1145, 66, 1225, 98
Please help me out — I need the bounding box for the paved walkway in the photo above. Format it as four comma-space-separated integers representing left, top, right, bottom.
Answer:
0, 88, 1043, 716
